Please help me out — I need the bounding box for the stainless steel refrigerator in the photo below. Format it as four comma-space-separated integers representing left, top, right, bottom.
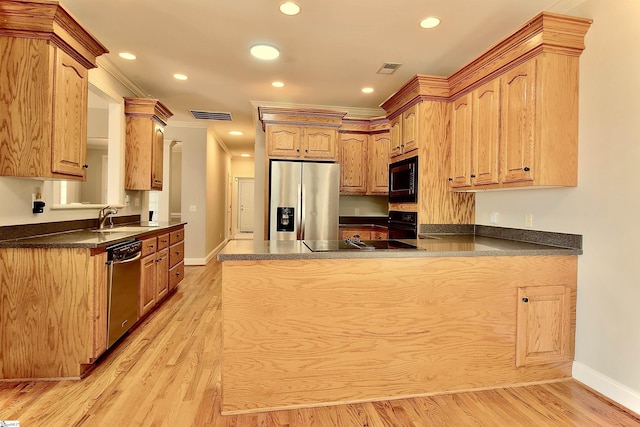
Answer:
269, 161, 339, 240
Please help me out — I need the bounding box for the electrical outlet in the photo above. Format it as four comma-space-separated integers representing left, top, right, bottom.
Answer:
134, 197, 140, 207
190, 205, 197, 212
525, 213, 533, 228
490, 212, 499, 224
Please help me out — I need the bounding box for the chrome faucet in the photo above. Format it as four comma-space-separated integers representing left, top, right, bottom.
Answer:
98, 206, 118, 229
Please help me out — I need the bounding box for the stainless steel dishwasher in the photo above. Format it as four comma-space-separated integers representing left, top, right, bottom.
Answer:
106, 239, 142, 348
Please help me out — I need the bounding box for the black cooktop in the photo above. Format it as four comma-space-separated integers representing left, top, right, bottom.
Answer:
303, 239, 417, 252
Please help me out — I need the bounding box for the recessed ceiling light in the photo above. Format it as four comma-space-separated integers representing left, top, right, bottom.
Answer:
173, 73, 188, 81
229, 130, 244, 136
279, 2, 300, 16
118, 52, 136, 60
250, 44, 280, 60
272, 81, 285, 88
362, 87, 374, 94
419, 17, 441, 29
240, 153, 251, 158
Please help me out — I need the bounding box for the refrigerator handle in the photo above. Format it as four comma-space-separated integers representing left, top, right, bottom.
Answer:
299, 183, 305, 240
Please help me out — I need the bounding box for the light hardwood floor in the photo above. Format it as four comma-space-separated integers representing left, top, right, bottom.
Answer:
1, 259, 639, 426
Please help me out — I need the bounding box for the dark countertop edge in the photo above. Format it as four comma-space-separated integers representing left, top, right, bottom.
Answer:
217, 248, 581, 262
419, 224, 582, 251
0, 221, 187, 249
0, 214, 141, 241
339, 224, 388, 229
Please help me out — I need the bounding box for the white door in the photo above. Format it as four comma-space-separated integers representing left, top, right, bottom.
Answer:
238, 178, 254, 233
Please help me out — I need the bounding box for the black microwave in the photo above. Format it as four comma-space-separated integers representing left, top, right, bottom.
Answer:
389, 156, 418, 203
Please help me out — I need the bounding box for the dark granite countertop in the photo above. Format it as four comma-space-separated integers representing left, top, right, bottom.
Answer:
217, 228, 582, 261
0, 221, 186, 249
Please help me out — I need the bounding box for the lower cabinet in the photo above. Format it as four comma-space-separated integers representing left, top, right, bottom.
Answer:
516, 285, 573, 367
139, 227, 184, 318
340, 226, 388, 240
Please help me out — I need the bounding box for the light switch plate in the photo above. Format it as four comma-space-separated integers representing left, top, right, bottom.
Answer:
190, 205, 197, 212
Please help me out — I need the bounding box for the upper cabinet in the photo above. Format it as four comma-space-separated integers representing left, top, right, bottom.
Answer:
266, 125, 338, 161
0, 0, 108, 180
339, 118, 390, 196
389, 104, 418, 159
447, 13, 591, 191
259, 107, 346, 163
124, 98, 173, 190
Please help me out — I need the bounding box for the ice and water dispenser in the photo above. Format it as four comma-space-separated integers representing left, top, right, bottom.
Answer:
276, 207, 295, 232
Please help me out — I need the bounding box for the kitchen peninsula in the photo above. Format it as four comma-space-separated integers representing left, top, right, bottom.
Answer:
217, 229, 582, 414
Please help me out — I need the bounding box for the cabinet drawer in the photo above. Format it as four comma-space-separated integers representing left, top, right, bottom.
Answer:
169, 261, 184, 291
157, 233, 170, 250
170, 228, 184, 245
141, 237, 157, 257
170, 241, 184, 267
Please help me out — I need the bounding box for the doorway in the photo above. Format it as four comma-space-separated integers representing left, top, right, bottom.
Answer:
237, 178, 254, 234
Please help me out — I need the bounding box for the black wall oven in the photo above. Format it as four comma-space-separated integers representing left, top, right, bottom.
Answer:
388, 211, 417, 239
389, 156, 418, 203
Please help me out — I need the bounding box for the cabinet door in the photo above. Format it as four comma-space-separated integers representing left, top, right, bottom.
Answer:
500, 60, 536, 184
389, 116, 402, 158
139, 254, 156, 317
52, 48, 88, 177
368, 132, 390, 195
449, 94, 473, 188
340, 133, 367, 194
303, 128, 337, 160
267, 125, 302, 158
472, 80, 501, 186
155, 248, 169, 301
402, 104, 418, 153
151, 124, 164, 190
516, 285, 572, 367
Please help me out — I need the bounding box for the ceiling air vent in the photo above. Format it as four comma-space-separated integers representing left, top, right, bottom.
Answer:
189, 110, 233, 121
377, 62, 402, 75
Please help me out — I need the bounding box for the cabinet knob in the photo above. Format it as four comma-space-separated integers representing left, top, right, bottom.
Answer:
524, 167, 530, 172
154, 179, 161, 183
176, 251, 181, 255
176, 272, 181, 277
296, 149, 300, 152
448, 178, 453, 182
305, 149, 308, 153
470, 174, 476, 178
400, 144, 405, 148
522, 297, 529, 303
149, 244, 154, 249
156, 258, 163, 262
82, 164, 89, 169
162, 239, 168, 243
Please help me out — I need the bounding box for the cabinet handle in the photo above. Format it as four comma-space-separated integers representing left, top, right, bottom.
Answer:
82, 164, 89, 169
522, 297, 529, 303
524, 167, 530, 172
470, 174, 476, 178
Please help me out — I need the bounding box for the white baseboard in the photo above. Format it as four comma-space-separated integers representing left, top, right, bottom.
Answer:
573, 361, 640, 415
184, 239, 228, 266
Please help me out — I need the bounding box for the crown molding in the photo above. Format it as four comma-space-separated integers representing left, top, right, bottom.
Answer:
96, 56, 148, 98
251, 100, 384, 119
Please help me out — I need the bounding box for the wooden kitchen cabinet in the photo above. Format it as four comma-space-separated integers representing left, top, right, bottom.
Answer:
340, 228, 371, 240
516, 285, 573, 367
368, 132, 391, 195
339, 123, 390, 195
169, 228, 185, 292
339, 133, 368, 194
266, 124, 338, 161
92, 252, 109, 360
389, 104, 418, 159
0, 1, 107, 180
140, 246, 157, 318
450, 80, 500, 188
155, 248, 169, 301
449, 54, 583, 190
124, 98, 173, 190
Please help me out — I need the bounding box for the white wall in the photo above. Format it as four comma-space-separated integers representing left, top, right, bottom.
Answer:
476, 0, 640, 412
205, 128, 230, 255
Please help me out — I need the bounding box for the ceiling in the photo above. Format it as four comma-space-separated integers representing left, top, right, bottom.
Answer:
65, 0, 575, 157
